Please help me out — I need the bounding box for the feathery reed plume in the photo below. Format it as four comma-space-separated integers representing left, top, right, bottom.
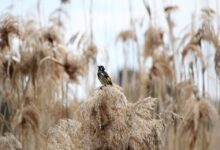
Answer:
144, 27, 163, 58
83, 42, 97, 64
18, 44, 52, 86
164, 5, 178, 34
41, 27, 64, 46
63, 54, 85, 82
173, 80, 197, 104
11, 97, 41, 150
182, 44, 206, 72
60, 0, 70, 4
0, 3, 219, 150
0, 14, 20, 50
201, 8, 215, 22
0, 132, 22, 150
38, 51, 85, 83
199, 8, 219, 48
117, 29, 137, 43
73, 85, 164, 149
15, 97, 40, 134
47, 119, 80, 150
150, 53, 174, 81
178, 99, 219, 150
199, 8, 220, 79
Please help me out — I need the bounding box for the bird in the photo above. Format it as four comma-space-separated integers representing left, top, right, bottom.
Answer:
97, 65, 113, 86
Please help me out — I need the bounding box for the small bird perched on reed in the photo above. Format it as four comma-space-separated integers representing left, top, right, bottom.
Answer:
97, 65, 113, 86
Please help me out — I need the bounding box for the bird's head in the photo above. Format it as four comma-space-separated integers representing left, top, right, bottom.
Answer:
98, 65, 105, 71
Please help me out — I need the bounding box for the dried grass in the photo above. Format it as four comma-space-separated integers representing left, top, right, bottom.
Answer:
0, 133, 22, 150
63, 54, 85, 82
150, 53, 174, 81
72, 85, 164, 150
144, 27, 163, 58
47, 119, 80, 150
0, 3, 219, 150
0, 14, 20, 50
178, 99, 219, 150
41, 27, 64, 46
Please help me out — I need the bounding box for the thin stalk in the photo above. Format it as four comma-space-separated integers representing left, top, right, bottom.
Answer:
89, 0, 94, 43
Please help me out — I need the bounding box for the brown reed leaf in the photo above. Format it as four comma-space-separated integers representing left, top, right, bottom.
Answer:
127, 97, 157, 121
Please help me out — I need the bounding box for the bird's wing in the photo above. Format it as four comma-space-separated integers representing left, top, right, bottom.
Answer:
103, 71, 112, 84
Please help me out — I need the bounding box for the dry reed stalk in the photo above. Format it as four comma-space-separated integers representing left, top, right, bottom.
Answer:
164, 5, 178, 79
164, 5, 178, 44
215, 47, 220, 77
0, 132, 22, 150
116, 29, 137, 96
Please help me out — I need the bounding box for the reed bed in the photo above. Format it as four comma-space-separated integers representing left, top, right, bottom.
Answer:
0, 0, 220, 150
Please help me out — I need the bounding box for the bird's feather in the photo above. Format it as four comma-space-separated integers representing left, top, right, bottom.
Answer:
97, 70, 112, 85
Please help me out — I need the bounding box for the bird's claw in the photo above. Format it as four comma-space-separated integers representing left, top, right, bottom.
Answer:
99, 85, 107, 90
